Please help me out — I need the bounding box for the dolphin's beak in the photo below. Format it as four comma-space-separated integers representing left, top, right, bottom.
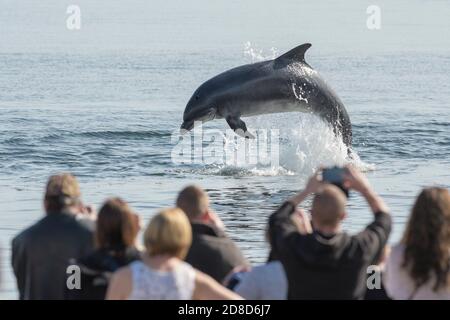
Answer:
180, 108, 215, 134
180, 120, 194, 134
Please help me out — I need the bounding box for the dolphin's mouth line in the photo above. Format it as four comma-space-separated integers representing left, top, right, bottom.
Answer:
180, 120, 194, 131
180, 107, 216, 132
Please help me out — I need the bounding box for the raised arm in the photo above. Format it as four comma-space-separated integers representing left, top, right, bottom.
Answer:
268, 171, 321, 253
343, 165, 389, 214
343, 166, 392, 260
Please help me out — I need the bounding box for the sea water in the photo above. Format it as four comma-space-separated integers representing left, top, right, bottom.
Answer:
0, 0, 449, 299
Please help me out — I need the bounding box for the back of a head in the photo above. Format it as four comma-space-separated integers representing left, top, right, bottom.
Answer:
144, 208, 192, 260
402, 187, 450, 291
44, 173, 81, 214
176, 185, 209, 220
96, 198, 139, 250
311, 185, 347, 228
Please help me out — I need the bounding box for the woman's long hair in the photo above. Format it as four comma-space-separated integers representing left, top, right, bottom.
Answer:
402, 187, 450, 291
95, 198, 139, 252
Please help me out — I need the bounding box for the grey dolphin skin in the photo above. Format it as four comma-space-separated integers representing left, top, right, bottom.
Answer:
181, 43, 352, 148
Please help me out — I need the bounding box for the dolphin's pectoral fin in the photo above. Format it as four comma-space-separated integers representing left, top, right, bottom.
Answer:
226, 116, 255, 139
236, 129, 255, 139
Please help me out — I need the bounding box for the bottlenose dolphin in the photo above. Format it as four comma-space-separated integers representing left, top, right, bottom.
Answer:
181, 43, 352, 148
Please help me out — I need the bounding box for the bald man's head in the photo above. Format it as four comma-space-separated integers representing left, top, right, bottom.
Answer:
176, 185, 209, 220
311, 185, 347, 228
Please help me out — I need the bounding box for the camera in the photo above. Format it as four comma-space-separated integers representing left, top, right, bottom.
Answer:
322, 166, 349, 197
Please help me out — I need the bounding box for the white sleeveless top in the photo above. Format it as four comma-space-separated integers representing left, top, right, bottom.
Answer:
127, 260, 196, 300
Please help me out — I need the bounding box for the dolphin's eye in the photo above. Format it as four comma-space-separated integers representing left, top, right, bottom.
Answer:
195, 95, 200, 100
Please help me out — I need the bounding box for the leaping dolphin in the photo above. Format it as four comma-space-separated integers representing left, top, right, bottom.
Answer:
181, 43, 352, 148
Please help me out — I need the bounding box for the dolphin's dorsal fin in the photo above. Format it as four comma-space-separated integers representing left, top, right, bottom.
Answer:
274, 43, 311, 67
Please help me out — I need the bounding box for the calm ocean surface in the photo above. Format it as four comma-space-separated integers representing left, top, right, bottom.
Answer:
0, 0, 449, 299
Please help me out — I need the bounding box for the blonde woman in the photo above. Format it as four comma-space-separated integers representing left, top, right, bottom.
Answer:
106, 208, 242, 300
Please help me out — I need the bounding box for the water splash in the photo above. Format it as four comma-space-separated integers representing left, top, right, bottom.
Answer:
243, 42, 279, 62
193, 112, 373, 177
246, 113, 362, 175
196, 165, 295, 177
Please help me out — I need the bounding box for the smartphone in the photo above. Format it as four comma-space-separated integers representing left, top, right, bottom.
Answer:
226, 272, 246, 290
322, 166, 349, 197
322, 167, 346, 184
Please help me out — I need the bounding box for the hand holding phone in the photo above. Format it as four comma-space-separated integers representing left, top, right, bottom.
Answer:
322, 166, 349, 197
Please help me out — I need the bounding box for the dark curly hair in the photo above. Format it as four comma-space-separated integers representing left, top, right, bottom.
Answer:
402, 187, 450, 291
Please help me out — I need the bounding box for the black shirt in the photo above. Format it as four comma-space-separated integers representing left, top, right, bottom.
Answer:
269, 201, 392, 299
66, 247, 141, 300
185, 223, 248, 282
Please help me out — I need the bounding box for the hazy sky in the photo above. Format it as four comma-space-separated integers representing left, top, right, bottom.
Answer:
1, 0, 449, 54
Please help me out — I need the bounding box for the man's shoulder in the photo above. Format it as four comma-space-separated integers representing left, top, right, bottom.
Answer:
191, 229, 245, 260
55, 212, 94, 231
194, 231, 237, 249
191, 223, 229, 243
65, 216, 95, 242
73, 216, 96, 233
352, 211, 392, 241
12, 215, 48, 244
13, 214, 93, 244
